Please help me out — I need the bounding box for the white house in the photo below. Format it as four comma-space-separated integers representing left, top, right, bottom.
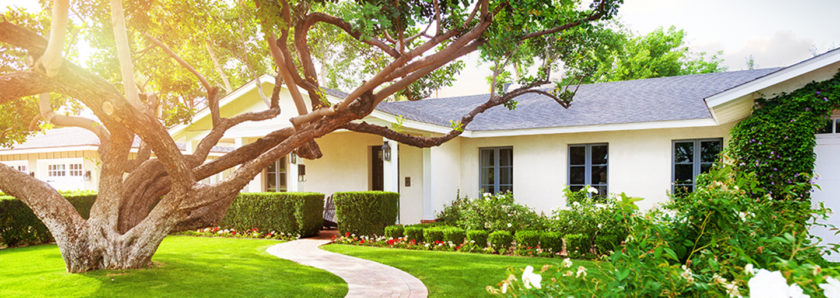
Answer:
3, 49, 839, 247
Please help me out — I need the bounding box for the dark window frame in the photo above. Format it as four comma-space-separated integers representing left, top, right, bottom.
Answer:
479, 147, 513, 194
671, 138, 723, 194
567, 143, 609, 196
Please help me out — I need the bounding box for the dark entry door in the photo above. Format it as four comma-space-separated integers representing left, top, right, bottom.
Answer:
371, 146, 384, 191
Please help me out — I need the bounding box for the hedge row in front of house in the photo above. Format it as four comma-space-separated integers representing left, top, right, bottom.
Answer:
220, 192, 325, 237
333, 191, 399, 236
0, 192, 96, 246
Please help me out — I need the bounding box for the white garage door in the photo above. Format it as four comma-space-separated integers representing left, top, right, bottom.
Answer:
813, 134, 840, 262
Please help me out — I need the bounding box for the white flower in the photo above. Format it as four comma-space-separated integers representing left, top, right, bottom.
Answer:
587, 186, 598, 194
507, 223, 512, 228
723, 281, 741, 298
576, 266, 587, 278
821, 276, 840, 298
594, 203, 607, 209
739, 212, 748, 222
501, 282, 508, 293
522, 266, 542, 289
572, 201, 581, 207
483, 192, 492, 199
787, 283, 809, 298
745, 264, 756, 275
747, 269, 794, 298
562, 258, 573, 268
597, 223, 603, 229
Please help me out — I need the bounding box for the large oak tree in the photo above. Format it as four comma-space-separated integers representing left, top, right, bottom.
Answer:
0, 0, 621, 272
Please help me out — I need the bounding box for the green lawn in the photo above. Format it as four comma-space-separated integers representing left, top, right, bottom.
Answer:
0, 236, 347, 297
322, 244, 607, 297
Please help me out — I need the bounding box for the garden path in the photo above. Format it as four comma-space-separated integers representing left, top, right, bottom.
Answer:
266, 233, 428, 298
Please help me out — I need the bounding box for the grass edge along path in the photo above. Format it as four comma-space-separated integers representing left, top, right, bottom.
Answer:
321, 244, 607, 297
0, 236, 347, 297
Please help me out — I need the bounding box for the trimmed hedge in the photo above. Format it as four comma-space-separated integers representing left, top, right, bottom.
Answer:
0, 193, 96, 246
442, 227, 466, 244
514, 230, 541, 248
423, 227, 445, 243
489, 230, 513, 254
384, 225, 404, 239
405, 226, 424, 242
564, 233, 588, 255
466, 230, 488, 247
333, 191, 399, 236
220, 192, 324, 237
539, 232, 563, 253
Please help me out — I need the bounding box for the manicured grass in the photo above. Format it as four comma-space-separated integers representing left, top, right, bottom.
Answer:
0, 236, 347, 297
322, 244, 607, 297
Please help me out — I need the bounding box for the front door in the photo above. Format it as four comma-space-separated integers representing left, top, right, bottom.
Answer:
371, 146, 384, 191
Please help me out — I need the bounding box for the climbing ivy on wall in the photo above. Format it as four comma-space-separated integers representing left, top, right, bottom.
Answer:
728, 70, 840, 200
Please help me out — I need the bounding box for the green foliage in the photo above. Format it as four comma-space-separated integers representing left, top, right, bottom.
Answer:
220, 192, 324, 237
422, 226, 446, 243
384, 225, 404, 239
333, 191, 399, 236
728, 71, 840, 199
553, 187, 631, 254
456, 192, 546, 233
563, 234, 588, 256
466, 230, 489, 247
0, 193, 96, 246
435, 191, 469, 226
539, 232, 564, 253
488, 230, 513, 254
514, 230, 541, 248
442, 227, 466, 244
404, 226, 425, 242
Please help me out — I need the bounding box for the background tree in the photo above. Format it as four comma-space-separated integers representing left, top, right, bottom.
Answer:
0, 0, 622, 272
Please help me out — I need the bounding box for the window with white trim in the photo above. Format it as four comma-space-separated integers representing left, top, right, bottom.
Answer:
672, 139, 722, 195
817, 117, 840, 134
49, 164, 66, 177
568, 144, 608, 196
265, 157, 287, 192
479, 147, 513, 194
69, 164, 83, 177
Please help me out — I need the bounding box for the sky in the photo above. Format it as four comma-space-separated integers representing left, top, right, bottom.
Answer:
3, 0, 839, 98
438, 0, 840, 97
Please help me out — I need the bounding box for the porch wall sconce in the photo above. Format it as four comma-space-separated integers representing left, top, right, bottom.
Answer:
290, 152, 297, 164
84, 171, 92, 182
382, 140, 392, 162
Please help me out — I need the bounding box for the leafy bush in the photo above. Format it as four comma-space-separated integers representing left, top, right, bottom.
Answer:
442, 227, 466, 244
0, 192, 96, 246
423, 226, 445, 243
466, 230, 488, 247
221, 192, 324, 237
539, 232, 563, 254
404, 226, 425, 242
436, 191, 468, 226
514, 230, 540, 248
488, 230, 513, 254
594, 234, 619, 254
563, 234, 587, 256
333, 191, 399, 236
457, 192, 545, 233
551, 187, 631, 255
384, 225, 404, 239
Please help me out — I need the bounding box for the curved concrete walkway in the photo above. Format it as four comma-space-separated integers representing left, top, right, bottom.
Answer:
266, 238, 428, 298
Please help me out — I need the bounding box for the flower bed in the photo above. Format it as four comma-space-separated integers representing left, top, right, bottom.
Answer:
179, 227, 300, 241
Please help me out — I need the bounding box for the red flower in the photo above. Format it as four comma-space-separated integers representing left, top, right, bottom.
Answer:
360, 240, 365, 244
231, 231, 236, 235
346, 232, 351, 237
331, 235, 337, 240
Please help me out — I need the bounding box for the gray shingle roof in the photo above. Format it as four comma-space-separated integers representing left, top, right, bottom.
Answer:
375, 68, 782, 131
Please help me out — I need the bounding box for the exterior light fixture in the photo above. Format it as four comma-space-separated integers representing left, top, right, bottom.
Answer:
290, 152, 297, 164
382, 140, 392, 161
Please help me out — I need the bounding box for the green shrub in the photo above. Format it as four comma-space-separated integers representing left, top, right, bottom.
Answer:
333, 191, 399, 236
442, 227, 466, 244
457, 192, 546, 233
436, 191, 468, 226
514, 230, 541, 248
563, 233, 587, 255
539, 231, 563, 253
423, 227, 445, 243
0, 193, 96, 246
466, 230, 488, 247
404, 226, 425, 242
488, 230, 513, 254
221, 192, 324, 237
594, 234, 619, 254
384, 225, 404, 239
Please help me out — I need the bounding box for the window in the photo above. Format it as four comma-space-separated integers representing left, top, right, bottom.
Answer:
69, 164, 83, 177
265, 157, 287, 192
817, 117, 840, 134
48, 164, 66, 177
568, 144, 608, 196
479, 147, 513, 193
673, 139, 723, 195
